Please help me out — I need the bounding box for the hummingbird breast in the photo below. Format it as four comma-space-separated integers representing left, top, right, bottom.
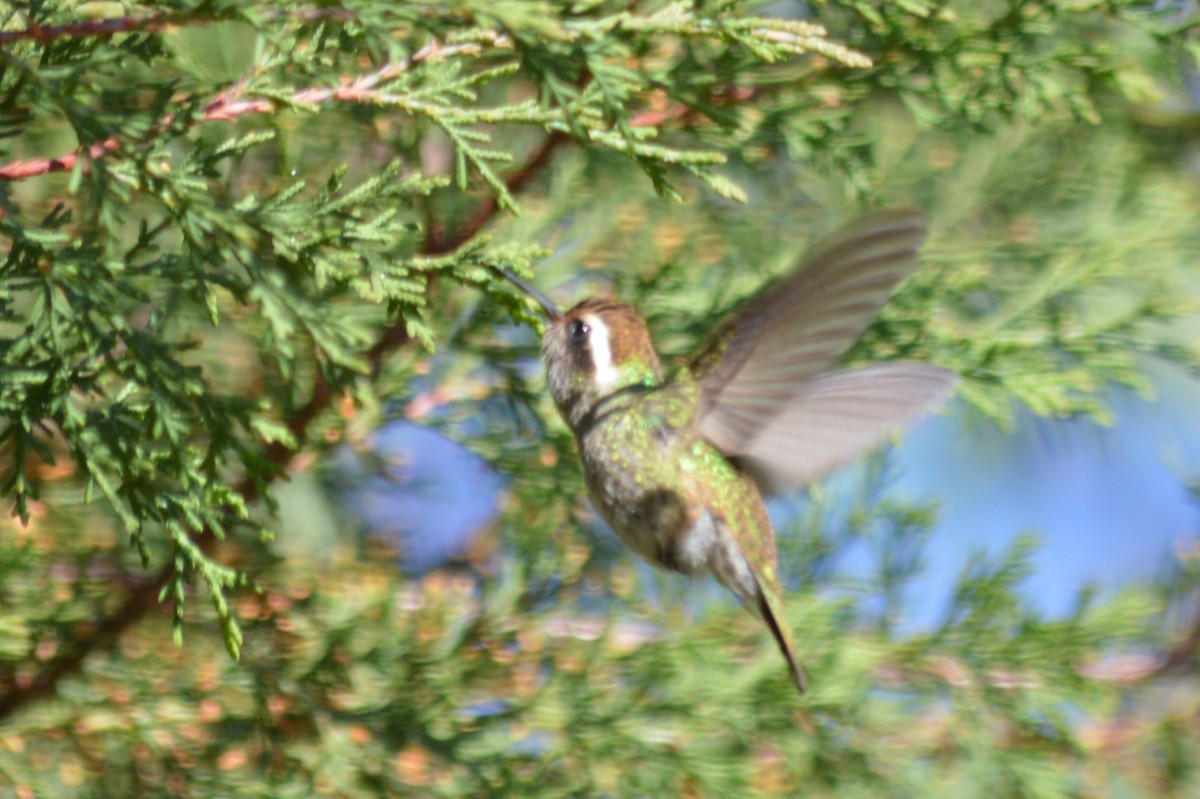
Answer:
574, 386, 772, 605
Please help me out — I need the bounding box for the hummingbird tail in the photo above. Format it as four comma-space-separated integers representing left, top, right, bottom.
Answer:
756, 589, 808, 693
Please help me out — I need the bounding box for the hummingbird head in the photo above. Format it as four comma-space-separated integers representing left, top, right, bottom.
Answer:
490, 267, 662, 429
543, 298, 663, 430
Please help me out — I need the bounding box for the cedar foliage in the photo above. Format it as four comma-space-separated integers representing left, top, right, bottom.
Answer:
1, 1, 1199, 796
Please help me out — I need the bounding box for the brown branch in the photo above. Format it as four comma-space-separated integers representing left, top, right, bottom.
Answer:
0, 570, 170, 718
628, 86, 758, 128
0, 125, 567, 724
0, 38, 508, 183
0, 377, 341, 721
424, 130, 569, 255
0, 12, 173, 45
1156, 592, 1200, 676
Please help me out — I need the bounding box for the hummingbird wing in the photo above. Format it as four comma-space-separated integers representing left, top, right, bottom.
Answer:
689, 209, 955, 488
733, 363, 956, 492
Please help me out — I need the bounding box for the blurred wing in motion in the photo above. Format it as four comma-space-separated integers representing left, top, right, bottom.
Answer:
733, 363, 956, 493
688, 209, 955, 487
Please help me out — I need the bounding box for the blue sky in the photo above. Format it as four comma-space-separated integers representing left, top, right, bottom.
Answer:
887, 358, 1200, 623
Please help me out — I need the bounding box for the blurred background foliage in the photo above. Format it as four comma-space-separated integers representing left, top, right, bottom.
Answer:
1, 0, 1199, 796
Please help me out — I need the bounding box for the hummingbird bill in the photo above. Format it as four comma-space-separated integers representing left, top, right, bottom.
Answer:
501, 210, 956, 693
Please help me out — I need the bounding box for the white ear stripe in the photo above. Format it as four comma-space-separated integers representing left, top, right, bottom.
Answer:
585, 314, 620, 391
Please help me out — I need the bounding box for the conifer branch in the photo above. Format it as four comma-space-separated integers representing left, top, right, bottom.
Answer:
0, 383, 335, 720
0, 38, 509, 182
0, 125, 564, 722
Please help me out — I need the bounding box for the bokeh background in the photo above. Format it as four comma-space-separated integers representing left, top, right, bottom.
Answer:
2, 1, 1200, 796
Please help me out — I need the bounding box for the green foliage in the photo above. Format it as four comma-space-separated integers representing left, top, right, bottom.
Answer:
0, 554, 1183, 797
1, 0, 1199, 796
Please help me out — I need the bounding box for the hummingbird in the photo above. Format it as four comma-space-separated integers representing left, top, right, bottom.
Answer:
500, 209, 956, 692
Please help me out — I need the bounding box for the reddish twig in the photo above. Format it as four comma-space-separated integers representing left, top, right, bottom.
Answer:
0, 38, 508, 183
2, 34, 750, 186
0, 136, 124, 182
0, 12, 173, 45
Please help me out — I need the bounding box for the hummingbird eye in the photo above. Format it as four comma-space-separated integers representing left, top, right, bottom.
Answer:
569, 319, 590, 343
